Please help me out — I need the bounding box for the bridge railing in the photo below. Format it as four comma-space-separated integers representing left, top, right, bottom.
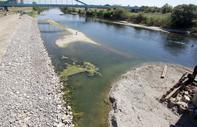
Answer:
0, 0, 141, 10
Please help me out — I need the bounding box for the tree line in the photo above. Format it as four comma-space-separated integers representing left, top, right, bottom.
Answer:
60, 3, 197, 32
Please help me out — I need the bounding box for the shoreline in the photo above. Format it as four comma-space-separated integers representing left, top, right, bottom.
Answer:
112, 20, 196, 35
80, 14, 197, 35
0, 15, 74, 126
108, 64, 197, 127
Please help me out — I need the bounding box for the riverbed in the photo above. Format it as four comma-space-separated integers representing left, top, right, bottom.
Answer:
38, 8, 197, 127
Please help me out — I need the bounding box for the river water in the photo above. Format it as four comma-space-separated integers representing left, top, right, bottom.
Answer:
37, 8, 197, 127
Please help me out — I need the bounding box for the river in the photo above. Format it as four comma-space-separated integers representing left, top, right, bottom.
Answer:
37, 8, 197, 127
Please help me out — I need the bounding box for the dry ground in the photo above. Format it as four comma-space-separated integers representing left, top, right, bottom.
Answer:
0, 12, 26, 63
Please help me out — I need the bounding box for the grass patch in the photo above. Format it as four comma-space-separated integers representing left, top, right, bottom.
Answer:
9, 7, 32, 13
28, 10, 36, 17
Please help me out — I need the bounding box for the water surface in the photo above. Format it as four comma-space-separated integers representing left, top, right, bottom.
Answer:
38, 8, 197, 127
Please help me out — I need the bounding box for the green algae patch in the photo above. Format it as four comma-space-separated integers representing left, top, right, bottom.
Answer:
61, 55, 68, 59
59, 61, 102, 78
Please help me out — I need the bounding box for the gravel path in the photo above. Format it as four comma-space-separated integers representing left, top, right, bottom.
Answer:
0, 16, 74, 127
109, 64, 197, 127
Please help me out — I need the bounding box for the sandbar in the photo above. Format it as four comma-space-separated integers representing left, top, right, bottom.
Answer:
44, 19, 100, 48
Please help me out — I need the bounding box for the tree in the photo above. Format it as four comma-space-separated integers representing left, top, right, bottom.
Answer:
162, 3, 173, 13
113, 7, 124, 19
141, 6, 149, 12
171, 4, 197, 27
104, 8, 114, 18
147, 7, 153, 12
72, 7, 76, 12
156, 8, 161, 12
136, 12, 146, 23
98, 9, 105, 17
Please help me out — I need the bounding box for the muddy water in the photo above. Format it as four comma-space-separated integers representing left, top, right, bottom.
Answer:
38, 8, 197, 127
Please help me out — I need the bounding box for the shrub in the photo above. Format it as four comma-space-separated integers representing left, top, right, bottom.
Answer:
136, 12, 146, 23
28, 10, 36, 17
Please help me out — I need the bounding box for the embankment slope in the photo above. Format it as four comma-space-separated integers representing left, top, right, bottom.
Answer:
0, 15, 74, 126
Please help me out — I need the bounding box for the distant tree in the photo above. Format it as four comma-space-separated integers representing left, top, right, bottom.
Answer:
113, 7, 124, 19
147, 7, 153, 12
152, 8, 156, 13
156, 8, 161, 12
107, 7, 112, 11
0, 1, 4, 3
141, 6, 149, 12
93, 9, 98, 16
171, 4, 197, 27
104, 8, 114, 18
136, 12, 146, 22
98, 9, 105, 17
72, 7, 76, 12
121, 9, 131, 19
162, 3, 173, 13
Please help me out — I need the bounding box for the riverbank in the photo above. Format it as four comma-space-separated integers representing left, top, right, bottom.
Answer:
0, 15, 74, 126
111, 20, 195, 34
109, 64, 197, 127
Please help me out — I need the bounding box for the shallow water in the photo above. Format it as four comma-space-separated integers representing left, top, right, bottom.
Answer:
38, 8, 197, 127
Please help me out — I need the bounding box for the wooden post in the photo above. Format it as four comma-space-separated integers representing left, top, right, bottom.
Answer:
161, 65, 167, 78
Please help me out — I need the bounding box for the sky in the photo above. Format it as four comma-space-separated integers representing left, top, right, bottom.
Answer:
81, 0, 197, 7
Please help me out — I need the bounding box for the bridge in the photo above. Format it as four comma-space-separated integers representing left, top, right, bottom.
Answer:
0, 0, 140, 10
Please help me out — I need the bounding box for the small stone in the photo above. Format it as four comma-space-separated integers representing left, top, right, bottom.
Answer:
57, 105, 61, 110
184, 91, 189, 95
67, 106, 71, 111
9, 118, 16, 124
183, 95, 190, 102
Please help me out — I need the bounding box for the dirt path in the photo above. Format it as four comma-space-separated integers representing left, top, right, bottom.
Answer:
0, 13, 24, 63
109, 64, 197, 127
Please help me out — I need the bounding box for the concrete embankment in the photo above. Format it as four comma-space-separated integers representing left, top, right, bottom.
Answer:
108, 64, 197, 127
0, 16, 74, 127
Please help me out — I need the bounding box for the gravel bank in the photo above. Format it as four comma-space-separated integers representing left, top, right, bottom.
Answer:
0, 16, 74, 127
109, 65, 197, 127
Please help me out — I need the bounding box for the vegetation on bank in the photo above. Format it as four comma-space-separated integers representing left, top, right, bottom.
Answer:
60, 3, 197, 32
33, 6, 50, 14
28, 10, 36, 17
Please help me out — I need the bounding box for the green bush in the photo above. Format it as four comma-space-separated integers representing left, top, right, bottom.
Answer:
28, 10, 36, 17
98, 10, 105, 17
136, 12, 146, 23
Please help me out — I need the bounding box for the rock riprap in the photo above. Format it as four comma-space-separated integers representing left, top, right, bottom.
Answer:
0, 16, 74, 127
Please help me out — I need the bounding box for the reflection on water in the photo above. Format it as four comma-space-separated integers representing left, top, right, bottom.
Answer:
38, 8, 197, 127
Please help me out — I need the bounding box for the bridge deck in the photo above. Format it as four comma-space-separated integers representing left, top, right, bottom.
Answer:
0, 4, 140, 9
